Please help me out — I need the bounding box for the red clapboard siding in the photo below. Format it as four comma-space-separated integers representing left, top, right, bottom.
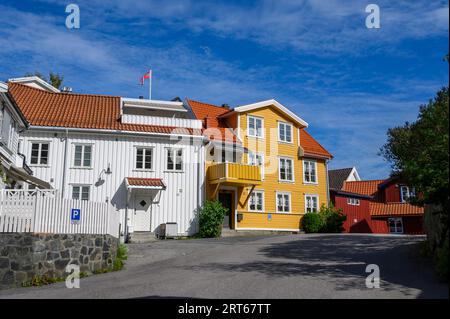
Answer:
335, 196, 372, 233
385, 183, 401, 203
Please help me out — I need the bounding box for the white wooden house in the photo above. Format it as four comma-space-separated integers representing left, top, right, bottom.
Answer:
7, 77, 205, 240
0, 81, 50, 190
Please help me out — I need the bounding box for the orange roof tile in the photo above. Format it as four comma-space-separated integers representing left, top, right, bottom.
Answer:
126, 177, 166, 188
342, 180, 384, 196
370, 202, 424, 217
187, 98, 332, 158
187, 99, 239, 143
8, 83, 200, 136
300, 129, 332, 159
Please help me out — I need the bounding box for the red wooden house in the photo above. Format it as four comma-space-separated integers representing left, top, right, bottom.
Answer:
329, 168, 424, 234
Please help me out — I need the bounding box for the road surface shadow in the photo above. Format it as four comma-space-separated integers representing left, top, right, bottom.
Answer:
184, 235, 448, 298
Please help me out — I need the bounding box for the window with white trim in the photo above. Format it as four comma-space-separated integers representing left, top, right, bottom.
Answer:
247, 116, 264, 138
347, 198, 360, 206
72, 185, 90, 201
303, 160, 317, 183
305, 194, 319, 213
276, 192, 291, 213
73, 144, 92, 168
30, 142, 49, 165
279, 157, 294, 182
400, 186, 415, 203
248, 151, 264, 179
278, 122, 293, 143
135, 147, 153, 170
388, 217, 403, 234
166, 148, 183, 171
249, 190, 264, 212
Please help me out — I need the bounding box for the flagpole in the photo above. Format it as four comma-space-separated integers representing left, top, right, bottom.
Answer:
149, 69, 152, 100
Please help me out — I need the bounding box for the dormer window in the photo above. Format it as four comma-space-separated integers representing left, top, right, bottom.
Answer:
400, 185, 415, 203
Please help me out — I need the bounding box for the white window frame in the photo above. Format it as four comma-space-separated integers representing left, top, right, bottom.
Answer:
248, 190, 264, 212
134, 146, 154, 171
247, 115, 264, 139
71, 184, 90, 201
400, 185, 415, 203
305, 194, 319, 213
29, 141, 50, 166
347, 198, 360, 206
276, 192, 291, 213
248, 151, 265, 180
278, 156, 294, 182
166, 147, 184, 172
388, 217, 404, 234
72, 143, 93, 168
278, 121, 293, 143
303, 159, 318, 184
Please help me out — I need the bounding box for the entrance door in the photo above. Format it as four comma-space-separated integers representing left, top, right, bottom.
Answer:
134, 195, 152, 232
218, 192, 233, 228
388, 218, 403, 234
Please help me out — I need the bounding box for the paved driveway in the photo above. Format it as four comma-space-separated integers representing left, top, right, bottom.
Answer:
0, 234, 447, 299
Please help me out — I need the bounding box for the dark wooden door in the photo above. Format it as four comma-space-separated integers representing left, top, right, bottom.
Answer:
218, 192, 232, 228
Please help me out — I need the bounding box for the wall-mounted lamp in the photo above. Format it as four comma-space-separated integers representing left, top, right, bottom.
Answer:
105, 163, 112, 175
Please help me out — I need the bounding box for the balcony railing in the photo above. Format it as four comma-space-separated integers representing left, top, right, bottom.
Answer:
208, 162, 262, 185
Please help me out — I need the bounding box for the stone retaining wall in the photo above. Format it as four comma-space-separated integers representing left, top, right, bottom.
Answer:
0, 233, 119, 289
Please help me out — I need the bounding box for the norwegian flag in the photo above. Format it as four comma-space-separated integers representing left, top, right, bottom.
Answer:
139, 70, 152, 85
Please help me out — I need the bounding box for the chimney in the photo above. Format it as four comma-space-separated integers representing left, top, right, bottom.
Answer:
203, 115, 211, 128
221, 103, 230, 109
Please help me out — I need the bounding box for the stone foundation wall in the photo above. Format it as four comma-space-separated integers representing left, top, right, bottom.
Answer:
0, 233, 119, 289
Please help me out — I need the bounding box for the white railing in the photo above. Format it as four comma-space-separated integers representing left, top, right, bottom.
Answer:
0, 189, 120, 238
121, 114, 202, 129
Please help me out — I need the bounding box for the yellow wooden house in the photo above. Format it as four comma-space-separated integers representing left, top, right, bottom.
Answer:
187, 99, 333, 232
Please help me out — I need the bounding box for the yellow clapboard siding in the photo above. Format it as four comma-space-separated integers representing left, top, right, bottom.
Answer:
235, 106, 329, 230
236, 212, 304, 230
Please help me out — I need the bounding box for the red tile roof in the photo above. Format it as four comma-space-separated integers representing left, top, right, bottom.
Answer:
187, 99, 239, 143
126, 177, 166, 188
370, 202, 424, 217
300, 130, 332, 159
8, 83, 200, 136
342, 180, 384, 196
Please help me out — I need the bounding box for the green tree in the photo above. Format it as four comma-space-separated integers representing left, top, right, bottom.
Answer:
380, 67, 449, 278
24, 71, 64, 89
380, 87, 449, 235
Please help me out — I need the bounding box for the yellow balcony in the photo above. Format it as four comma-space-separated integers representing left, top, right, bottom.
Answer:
208, 162, 262, 186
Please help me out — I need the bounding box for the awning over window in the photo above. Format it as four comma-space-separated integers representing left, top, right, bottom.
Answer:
125, 177, 166, 190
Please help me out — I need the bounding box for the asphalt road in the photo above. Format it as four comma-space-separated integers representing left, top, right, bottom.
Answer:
0, 234, 447, 299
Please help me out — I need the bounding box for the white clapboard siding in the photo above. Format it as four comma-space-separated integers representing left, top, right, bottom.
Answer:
0, 190, 120, 237
121, 114, 202, 129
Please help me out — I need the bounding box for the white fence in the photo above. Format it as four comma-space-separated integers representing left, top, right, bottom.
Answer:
0, 189, 120, 238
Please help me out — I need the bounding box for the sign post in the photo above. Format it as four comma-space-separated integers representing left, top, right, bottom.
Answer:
71, 208, 81, 224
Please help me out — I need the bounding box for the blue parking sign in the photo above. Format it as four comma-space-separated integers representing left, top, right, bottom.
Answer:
71, 208, 81, 221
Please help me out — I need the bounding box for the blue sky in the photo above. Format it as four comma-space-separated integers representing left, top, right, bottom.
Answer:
0, 0, 448, 179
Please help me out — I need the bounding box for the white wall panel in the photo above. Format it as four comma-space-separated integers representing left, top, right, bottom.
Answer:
21, 130, 205, 236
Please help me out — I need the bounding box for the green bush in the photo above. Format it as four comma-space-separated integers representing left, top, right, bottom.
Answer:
301, 212, 323, 233
198, 200, 228, 238
319, 204, 347, 233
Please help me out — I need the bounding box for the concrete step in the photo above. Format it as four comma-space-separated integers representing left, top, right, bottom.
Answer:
129, 231, 158, 243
